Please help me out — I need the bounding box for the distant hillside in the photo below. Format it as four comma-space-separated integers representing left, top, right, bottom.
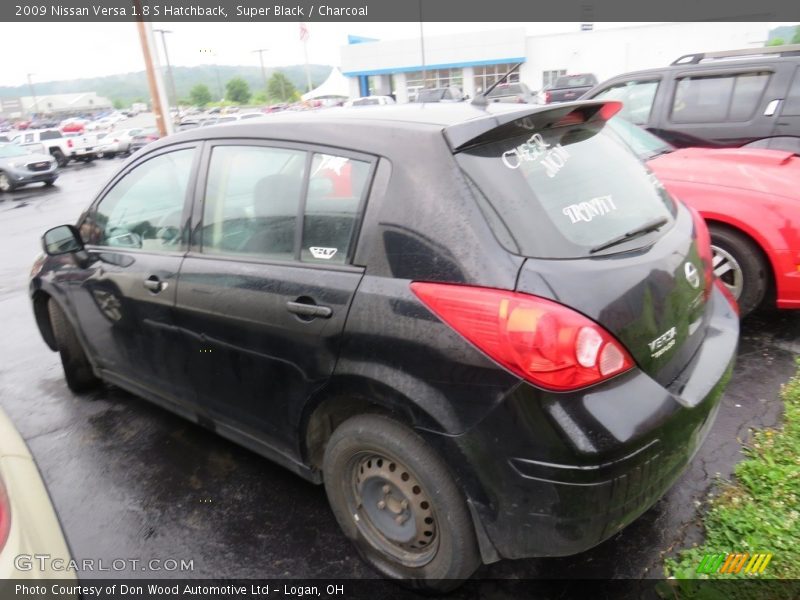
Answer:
0, 64, 333, 105
767, 25, 800, 43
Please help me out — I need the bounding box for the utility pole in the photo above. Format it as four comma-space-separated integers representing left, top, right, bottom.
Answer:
26, 73, 38, 117
418, 0, 427, 87
135, 15, 172, 137
154, 29, 179, 114
253, 48, 269, 96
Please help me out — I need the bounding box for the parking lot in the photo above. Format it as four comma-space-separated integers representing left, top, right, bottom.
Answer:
0, 158, 799, 588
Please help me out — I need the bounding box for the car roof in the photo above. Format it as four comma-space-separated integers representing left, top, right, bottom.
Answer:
595, 54, 800, 82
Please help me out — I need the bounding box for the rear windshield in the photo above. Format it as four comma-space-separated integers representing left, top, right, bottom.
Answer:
416, 89, 445, 102
488, 84, 523, 96
456, 121, 676, 258
555, 75, 595, 88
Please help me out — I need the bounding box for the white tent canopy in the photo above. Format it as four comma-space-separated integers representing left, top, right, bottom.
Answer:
302, 67, 350, 100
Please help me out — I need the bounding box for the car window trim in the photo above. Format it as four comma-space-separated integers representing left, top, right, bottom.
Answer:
181, 250, 365, 274
673, 66, 776, 79
82, 142, 201, 253
191, 138, 378, 267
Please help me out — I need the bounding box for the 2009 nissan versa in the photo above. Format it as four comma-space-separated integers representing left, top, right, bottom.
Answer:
30, 99, 739, 589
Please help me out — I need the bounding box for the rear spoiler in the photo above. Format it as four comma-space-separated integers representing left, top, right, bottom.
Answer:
444, 101, 622, 152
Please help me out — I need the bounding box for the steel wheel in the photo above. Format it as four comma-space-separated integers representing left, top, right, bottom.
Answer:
711, 243, 744, 300
349, 452, 438, 567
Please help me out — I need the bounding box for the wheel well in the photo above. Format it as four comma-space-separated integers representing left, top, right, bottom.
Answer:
705, 219, 776, 295
303, 386, 418, 470
32, 291, 57, 351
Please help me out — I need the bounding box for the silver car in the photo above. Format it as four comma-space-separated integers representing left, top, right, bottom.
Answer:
0, 143, 58, 192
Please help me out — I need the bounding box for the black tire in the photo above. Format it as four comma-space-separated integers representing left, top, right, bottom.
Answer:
44, 179, 56, 187
51, 149, 68, 168
709, 225, 768, 316
48, 299, 100, 393
323, 414, 480, 591
104, 152, 116, 159
0, 171, 15, 193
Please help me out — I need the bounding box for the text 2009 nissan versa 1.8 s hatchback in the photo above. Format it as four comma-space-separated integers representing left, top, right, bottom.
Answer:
30, 101, 738, 589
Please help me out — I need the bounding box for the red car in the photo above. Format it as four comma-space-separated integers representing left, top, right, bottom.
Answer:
60, 118, 89, 133
611, 118, 800, 315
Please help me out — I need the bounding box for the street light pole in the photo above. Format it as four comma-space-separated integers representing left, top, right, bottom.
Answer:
26, 73, 38, 117
154, 29, 179, 113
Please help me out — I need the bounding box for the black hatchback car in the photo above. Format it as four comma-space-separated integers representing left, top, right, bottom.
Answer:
31, 101, 739, 589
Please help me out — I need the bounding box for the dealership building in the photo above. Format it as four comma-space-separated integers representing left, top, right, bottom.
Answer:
340, 22, 772, 102
0, 92, 112, 119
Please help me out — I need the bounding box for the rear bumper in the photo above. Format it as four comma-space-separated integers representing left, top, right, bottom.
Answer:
434, 285, 738, 560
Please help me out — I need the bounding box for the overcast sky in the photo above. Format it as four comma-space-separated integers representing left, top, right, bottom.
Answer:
0, 21, 792, 87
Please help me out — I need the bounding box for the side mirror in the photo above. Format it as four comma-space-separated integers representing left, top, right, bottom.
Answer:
42, 224, 84, 256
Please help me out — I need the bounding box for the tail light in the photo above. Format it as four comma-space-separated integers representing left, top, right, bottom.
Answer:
67, 139, 73, 148
410, 282, 635, 391
688, 206, 713, 300
0, 476, 10, 552
516, 97, 525, 103
715, 279, 740, 316
544, 91, 551, 104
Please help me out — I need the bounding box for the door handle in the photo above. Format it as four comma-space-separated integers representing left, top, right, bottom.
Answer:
286, 300, 332, 319
143, 276, 167, 293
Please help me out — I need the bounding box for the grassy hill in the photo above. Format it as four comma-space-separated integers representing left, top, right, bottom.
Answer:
0, 64, 332, 105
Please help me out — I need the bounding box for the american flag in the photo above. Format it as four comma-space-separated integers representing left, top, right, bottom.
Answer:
299, 23, 310, 42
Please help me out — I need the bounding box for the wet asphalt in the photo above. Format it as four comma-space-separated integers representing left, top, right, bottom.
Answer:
0, 158, 798, 591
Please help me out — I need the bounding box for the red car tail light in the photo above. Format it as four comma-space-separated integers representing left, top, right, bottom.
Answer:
410, 282, 635, 391
688, 206, 713, 300
715, 279, 740, 316
0, 476, 10, 552
544, 90, 551, 104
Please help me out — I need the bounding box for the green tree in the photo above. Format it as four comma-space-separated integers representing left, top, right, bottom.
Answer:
766, 37, 785, 46
189, 83, 212, 107
792, 25, 800, 44
112, 99, 125, 109
267, 72, 297, 103
225, 77, 251, 104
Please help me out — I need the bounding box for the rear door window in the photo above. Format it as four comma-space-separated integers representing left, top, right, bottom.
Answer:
456, 121, 676, 258
201, 145, 372, 264
40, 130, 62, 141
302, 153, 371, 264
202, 145, 307, 260
671, 72, 770, 123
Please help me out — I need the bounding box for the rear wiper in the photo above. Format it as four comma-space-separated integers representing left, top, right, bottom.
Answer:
649, 148, 673, 158
589, 217, 669, 254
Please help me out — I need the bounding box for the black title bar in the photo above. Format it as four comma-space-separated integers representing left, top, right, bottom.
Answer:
2, 0, 799, 22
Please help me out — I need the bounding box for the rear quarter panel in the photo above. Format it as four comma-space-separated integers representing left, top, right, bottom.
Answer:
657, 178, 800, 307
